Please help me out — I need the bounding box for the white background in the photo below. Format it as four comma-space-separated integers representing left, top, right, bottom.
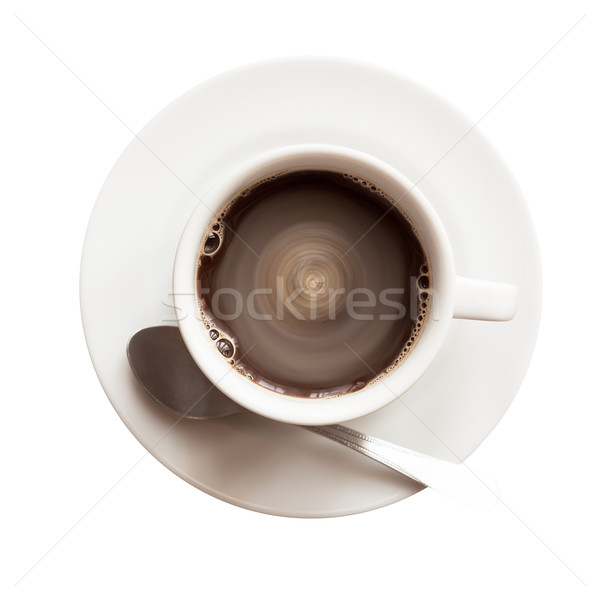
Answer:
2, 1, 598, 598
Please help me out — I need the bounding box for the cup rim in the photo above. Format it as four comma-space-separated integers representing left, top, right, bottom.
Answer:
172, 144, 455, 425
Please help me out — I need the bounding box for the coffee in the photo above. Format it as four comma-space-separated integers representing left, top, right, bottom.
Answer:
196, 168, 430, 398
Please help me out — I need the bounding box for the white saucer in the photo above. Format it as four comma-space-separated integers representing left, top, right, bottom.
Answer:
80, 57, 541, 517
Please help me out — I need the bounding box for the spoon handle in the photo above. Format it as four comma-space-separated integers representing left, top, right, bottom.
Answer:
305, 424, 498, 511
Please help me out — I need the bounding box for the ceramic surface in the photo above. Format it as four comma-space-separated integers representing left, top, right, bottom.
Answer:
173, 143, 518, 425
80, 58, 541, 517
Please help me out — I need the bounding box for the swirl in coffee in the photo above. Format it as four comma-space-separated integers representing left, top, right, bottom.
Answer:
196, 169, 430, 398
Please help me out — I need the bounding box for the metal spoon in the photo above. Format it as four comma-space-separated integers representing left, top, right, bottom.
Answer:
127, 326, 498, 510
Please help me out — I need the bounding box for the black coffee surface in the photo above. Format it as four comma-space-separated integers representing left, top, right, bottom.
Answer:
197, 169, 429, 398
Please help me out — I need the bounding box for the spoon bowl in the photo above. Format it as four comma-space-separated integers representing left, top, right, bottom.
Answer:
127, 326, 244, 419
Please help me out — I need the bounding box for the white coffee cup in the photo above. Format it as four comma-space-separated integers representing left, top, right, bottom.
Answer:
173, 145, 517, 425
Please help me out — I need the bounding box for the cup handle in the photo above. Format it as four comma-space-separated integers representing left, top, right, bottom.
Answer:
453, 276, 518, 321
